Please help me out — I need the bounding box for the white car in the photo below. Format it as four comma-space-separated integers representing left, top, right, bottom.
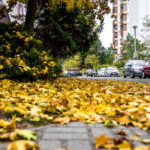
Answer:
97, 68, 106, 77
105, 67, 120, 77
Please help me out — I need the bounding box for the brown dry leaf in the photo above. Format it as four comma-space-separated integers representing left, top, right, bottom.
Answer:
117, 141, 131, 150
133, 145, 150, 150
135, 133, 141, 136
53, 117, 70, 124
118, 115, 130, 126
117, 129, 127, 136
6, 140, 40, 150
95, 134, 111, 149
141, 139, 150, 144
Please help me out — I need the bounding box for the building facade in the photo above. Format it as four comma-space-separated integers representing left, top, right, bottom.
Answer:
112, 0, 150, 58
0, 0, 25, 24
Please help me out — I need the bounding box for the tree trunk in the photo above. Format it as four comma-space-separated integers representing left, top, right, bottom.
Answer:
25, 0, 37, 33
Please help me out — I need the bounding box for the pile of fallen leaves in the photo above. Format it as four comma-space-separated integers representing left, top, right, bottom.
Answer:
1, 78, 150, 128
0, 78, 150, 149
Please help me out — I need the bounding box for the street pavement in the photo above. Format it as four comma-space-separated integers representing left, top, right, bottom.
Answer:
78, 76, 150, 84
1, 122, 150, 150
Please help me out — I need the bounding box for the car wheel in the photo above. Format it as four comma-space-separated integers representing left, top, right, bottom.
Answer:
123, 74, 126, 78
142, 72, 146, 79
130, 72, 135, 78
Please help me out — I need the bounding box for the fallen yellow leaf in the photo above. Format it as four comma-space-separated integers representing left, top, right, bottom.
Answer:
53, 117, 70, 124
95, 134, 111, 149
6, 140, 40, 150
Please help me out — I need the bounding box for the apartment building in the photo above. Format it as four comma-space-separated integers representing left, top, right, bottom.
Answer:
112, 0, 129, 58
112, 0, 150, 58
0, 0, 26, 24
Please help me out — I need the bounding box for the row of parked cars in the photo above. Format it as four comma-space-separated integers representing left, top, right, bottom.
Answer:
123, 59, 150, 78
63, 67, 120, 77
85, 67, 120, 77
63, 60, 150, 78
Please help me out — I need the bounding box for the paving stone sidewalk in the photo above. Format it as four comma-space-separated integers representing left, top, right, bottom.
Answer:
1, 122, 150, 150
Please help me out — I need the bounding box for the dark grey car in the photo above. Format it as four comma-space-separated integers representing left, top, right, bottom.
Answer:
123, 60, 145, 78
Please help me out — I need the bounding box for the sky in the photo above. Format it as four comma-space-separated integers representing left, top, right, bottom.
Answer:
99, 13, 113, 48
98, 3, 113, 48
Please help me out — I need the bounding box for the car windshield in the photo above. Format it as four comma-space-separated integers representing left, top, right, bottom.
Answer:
132, 60, 145, 66
107, 67, 117, 70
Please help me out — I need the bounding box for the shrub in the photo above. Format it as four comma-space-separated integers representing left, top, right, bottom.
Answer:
0, 23, 61, 81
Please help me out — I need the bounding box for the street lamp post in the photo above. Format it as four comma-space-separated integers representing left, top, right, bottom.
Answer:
133, 26, 138, 59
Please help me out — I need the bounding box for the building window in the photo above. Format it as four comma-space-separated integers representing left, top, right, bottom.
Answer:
123, 4, 127, 11
123, 14, 127, 21
114, 32, 118, 38
114, 49, 117, 55
114, 40, 118, 46
114, 24, 118, 30
113, 7, 117, 13
114, 0, 117, 5
123, 24, 127, 31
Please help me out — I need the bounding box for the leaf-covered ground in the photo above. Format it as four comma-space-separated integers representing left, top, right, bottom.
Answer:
0, 78, 150, 149
0, 78, 150, 129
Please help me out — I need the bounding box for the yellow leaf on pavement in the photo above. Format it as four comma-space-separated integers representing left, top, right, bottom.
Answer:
6, 140, 40, 150
117, 141, 131, 150
95, 134, 111, 149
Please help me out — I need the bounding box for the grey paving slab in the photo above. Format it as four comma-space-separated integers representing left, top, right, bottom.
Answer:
67, 122, 86, 127
45, 127, 87, 133
0, 142, 9, 150
42, 132, 89, 140
91, 127, 114, 138
39, 140, 61, 150
67, 140, 92, 150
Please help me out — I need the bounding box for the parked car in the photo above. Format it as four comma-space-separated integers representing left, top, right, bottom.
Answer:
97, 68, 106, 77
63, 71, 69, 76
68, 71, 82, 76
123, 60, 145, 78
105, 67, 120, 77
142, 60, 150, 78
63, 71, 82, 76
85, 69, 97, 77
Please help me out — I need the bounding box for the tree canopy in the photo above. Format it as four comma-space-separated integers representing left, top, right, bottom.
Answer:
6, 0, 112, 33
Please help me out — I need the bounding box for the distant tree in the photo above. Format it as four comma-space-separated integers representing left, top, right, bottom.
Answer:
84, 54, 100, 69
141, 16, 150, 51
121, 34, 148, 61
103, 45, 114, 64
63, 53, 81, 70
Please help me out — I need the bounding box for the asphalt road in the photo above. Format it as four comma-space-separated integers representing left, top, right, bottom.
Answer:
77, 76, 150, 84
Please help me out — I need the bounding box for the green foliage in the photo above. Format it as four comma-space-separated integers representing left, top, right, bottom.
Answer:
122, 34, 148, 61
113, 61, 125, 69
63, 53, 81, 70
0, 23, 61, 81
84, 54, 100, 69
103, 45, 114, 65
36, 2, 97, 58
